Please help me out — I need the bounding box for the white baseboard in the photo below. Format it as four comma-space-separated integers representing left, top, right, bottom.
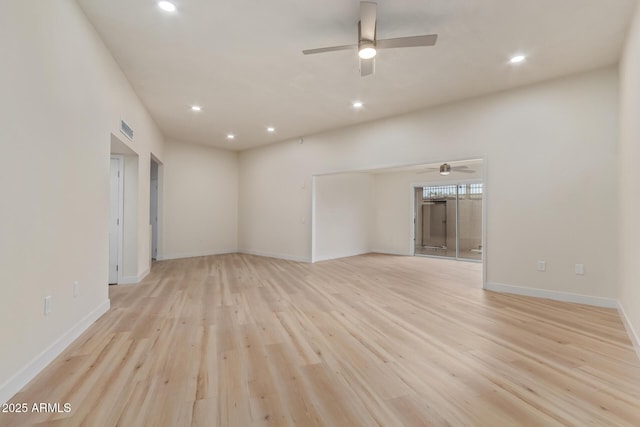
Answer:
158, 249, 310, 263
484, 282, 618, 308
157, 249, 238, 261
484, 282, 640, 360
312, 250, 370, 263
371, 249, 411, 256
119, 266, 150, 285
238, 249, 310, 263
0, 299, 110, 405
618, 301, 640, 360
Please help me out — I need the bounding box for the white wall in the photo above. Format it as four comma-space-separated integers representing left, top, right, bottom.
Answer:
0, 0, 164, 403
373, 171, 419, 256
238, 141, 313, 261
313, 173, 374, 262
239, 68, 619, 302
162, 140, 238, 259
372, 167, 483, 255
618, 3, 640, 352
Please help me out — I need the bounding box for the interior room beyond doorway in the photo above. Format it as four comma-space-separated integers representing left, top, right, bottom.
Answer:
415, 182, 483, 261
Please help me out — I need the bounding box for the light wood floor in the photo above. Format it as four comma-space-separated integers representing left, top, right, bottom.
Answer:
2, 254, 640, 426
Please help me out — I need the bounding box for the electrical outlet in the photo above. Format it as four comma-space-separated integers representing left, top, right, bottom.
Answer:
575, 264, 584, 275
537, 261, 546, 272
44, 296, 52, 315
73, 281, 79, 298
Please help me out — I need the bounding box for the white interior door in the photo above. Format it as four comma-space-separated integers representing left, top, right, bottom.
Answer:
109, 157, 121, 284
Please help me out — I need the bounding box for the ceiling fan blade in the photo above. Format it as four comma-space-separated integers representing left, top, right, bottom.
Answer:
360, 1, 377, 41
451, 165, 469, 170
376, 34, 438, 49
455, 169, 475, 174
416, 168, 438, 174
303, 44, 357, 55
360, 57, 375, 76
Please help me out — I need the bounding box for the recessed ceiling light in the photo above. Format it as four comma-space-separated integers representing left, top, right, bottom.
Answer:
158, 1, 176, 12
352, 101, 363, 108
191, 105, 202, 112
509, 54, 526, 64
226, 134, 235, 140
267, 127, 275, 133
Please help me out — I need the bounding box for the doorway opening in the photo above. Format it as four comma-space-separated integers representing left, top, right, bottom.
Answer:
110, 133, 140, 284
414, 183, 483, 261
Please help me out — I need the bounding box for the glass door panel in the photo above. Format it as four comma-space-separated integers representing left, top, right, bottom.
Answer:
457, 183, 483, 260
415, 185, 457, 258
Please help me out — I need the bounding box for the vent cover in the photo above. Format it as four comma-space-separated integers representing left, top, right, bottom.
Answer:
120, 119, 134, 141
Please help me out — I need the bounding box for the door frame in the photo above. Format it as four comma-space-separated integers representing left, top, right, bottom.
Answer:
150, 158, 159, 261
110, 155, 124, 284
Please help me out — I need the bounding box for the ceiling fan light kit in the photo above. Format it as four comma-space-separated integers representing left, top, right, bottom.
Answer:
303, 1, 438, 76
440, 163, 451, 175
358, 43, 377, 59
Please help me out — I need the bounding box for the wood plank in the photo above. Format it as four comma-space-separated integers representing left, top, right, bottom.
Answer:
1, 253, 639, 426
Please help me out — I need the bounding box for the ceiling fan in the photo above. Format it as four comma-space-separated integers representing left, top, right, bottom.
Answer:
417, 164, 475, 176
302, 1, 438, 77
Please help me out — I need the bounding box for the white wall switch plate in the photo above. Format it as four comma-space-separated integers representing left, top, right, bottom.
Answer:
575, 264, 584, 275
537, 261, 546, 272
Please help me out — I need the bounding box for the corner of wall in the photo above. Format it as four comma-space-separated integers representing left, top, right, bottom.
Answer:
618, 301, 640, 360
238, 249, 311, 263
160, 249, 239, 261
617, 0, 640, 362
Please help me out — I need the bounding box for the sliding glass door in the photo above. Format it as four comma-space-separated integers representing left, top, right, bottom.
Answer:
414, 183, 483, 261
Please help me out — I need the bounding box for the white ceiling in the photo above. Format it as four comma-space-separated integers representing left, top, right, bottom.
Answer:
76, 0, 637, 151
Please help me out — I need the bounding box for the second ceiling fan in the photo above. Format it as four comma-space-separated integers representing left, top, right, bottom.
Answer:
417, 164, 475, 175
302, 1, 438, 77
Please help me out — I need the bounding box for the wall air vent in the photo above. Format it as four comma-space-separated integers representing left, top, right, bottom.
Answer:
120, 119, 134, 141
